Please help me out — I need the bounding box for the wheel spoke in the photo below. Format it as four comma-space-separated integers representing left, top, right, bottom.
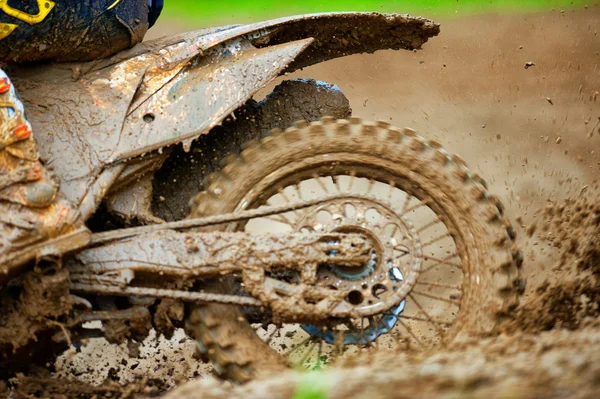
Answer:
294, 183, 304, 201
387, 180, 396, 202
347, 171, 356, 192
409, 293, 446, 337
359, 317, 366, 343
266, 197, 298, 225
368, 316, 377, 341
400, 193, 412, 214
334, 328, 345, 356
402, 198, 433, 215
314, 174, 330, 194
393, 244, 410, 254
422, 232, 452, 248
397, 318, 424, 348
415, 280, 462, 291
373, 315, 386, 348
398, 314, 452, 326
315, 340, 324, 369
389, 224, 399, 238
416, 218, 441, 234
298, 340, 318, 366
411, 290, 461, 306
284, 334, 315, 356
278, 188, 292, 204
366, 178, 375, 195
331, 176, 342, 193
265, 326, 281, 345
264, 214, 295, 226
264, 215, 294, 227
421, 254, 462, 274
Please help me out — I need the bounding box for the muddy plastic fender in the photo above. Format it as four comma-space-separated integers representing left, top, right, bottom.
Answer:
112, 12, 440, 161
12, 13, 438, 211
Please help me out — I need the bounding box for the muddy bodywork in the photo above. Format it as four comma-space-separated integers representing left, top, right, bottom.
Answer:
152, 78, 353, 222
68, 231, 371, 322
1, 11, 438, 281
117, 13, 438, 161
68, 231, 368, 281
9, 12, 438, 211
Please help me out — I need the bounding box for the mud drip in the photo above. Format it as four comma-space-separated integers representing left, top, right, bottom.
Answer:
186, 117, 521, 381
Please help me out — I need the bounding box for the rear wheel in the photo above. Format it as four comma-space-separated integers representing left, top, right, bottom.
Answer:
184, 117, 522, 382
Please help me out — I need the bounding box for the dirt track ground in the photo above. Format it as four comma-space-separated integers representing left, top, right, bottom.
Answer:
13, 6, 599, 398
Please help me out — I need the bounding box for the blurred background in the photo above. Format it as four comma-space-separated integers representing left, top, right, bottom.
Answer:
159, 0, 588, 27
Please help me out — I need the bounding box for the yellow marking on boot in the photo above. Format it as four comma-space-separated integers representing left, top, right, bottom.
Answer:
107, 0, 123, 10
0, 22, 17, 40
0, 0, 55, 24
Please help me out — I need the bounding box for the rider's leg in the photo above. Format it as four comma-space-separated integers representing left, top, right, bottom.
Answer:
0, 70, 79, 254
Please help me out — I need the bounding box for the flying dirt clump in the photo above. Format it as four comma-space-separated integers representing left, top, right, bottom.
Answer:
507, 189, 600, 333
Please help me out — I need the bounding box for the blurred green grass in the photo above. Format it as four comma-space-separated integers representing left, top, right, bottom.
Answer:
163, 0, 589, 24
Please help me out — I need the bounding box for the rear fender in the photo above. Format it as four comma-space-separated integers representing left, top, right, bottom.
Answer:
16, 13, 437, 207
111, 37, 313, 161
110, 12, 439, 161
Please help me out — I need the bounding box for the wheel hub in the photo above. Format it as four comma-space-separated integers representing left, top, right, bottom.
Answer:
327, 226, 378, 281
295, 196, 423, 344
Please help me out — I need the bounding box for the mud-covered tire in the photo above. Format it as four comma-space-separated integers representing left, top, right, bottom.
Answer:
185, 117, 523, 382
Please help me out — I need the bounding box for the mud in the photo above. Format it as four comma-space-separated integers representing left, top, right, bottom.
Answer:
165, 324, 600, 399
169, 185, 600, 398
152, 78, 351, 222
52, 329, 211, 389
3, 6, 600, 399
4, 375, 165, 398
166, 6, 600, 397
0, 268, 72, 377
507, 191, 600, 333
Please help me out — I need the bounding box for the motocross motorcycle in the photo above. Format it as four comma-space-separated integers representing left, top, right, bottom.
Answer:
0, 13, 523, 382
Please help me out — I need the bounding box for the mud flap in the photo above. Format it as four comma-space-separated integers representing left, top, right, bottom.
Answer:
110, 12, 439, 161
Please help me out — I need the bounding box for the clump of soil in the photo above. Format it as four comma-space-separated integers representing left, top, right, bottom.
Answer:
0, 268, 73, 377
54, 328, 212, 389
543, 192, 600, 276
164, 326, 600, 399
1, 373, 166, 398
507, 191, 600, 333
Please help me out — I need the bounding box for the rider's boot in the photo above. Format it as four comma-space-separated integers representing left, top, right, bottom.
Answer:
0, 71, 80, 271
